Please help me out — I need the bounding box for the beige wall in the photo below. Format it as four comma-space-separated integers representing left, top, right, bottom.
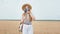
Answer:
0, 21, 60, 34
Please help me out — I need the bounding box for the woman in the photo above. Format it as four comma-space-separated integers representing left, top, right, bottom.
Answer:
20, 4, 35, 34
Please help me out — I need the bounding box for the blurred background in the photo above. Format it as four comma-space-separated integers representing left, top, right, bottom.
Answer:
0, 0, 60, 34
0, 0, 60, 20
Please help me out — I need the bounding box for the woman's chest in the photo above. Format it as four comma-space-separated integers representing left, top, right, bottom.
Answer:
24, 14, 30, 20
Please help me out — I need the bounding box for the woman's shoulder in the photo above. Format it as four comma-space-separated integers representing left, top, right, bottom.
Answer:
22, 13, 26, 18
22, 13, 25, 16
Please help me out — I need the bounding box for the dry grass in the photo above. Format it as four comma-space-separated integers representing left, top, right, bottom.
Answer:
0, 21, 60, 34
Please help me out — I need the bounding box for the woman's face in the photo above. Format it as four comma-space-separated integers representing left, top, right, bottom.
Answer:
25, 6, 31, 14
27, 11, 30, 14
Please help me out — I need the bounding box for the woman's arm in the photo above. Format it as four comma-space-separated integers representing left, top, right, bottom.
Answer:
29, 13, 35, 20
20, 14, 24, 24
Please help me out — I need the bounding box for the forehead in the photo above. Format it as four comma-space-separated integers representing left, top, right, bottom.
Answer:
25, 5, 29, 7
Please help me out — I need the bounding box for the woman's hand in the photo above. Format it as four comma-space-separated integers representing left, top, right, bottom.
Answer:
29, 13, 35, 20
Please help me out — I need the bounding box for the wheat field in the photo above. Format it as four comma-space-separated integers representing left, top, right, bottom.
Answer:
0, 20, 60, 34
